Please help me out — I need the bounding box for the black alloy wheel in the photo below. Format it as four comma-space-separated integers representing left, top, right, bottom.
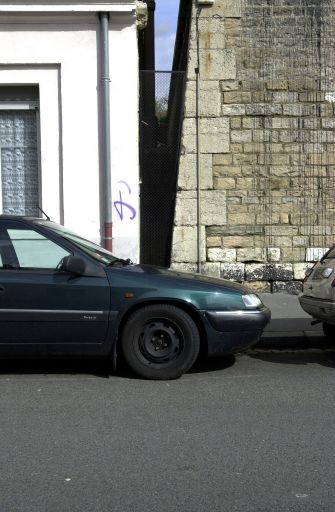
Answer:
121, 304, 200, 380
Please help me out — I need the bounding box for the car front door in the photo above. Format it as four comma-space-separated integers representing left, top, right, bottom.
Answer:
0, 220, 110, 351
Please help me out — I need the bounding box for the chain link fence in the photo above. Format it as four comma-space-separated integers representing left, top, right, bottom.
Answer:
139, 70, 186, 266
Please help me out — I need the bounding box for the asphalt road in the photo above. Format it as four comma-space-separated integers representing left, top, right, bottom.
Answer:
0, 346, 334, 512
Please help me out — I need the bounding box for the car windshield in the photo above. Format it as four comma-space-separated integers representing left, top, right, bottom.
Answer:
321, 246, 335, 260
36, 221, 122, 266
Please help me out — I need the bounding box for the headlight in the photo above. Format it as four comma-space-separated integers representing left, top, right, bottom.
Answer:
322, 268, 334, 279
242, 294, 262, 309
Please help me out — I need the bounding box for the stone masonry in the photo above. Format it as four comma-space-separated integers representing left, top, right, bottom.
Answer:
171, 0, 335, 293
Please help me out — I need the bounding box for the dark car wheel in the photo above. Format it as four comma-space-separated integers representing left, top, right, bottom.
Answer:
121, 304, 200, 380
323, 322, 335, 341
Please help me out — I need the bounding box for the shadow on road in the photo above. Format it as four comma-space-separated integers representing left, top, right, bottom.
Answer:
190, 354, 236, 374
0, 358, 112, 378
248, 345, 335, 369
1, 346, 333, 379
4, 354, 228, 380
0, 354, 237, 379
114, 354, 237, 379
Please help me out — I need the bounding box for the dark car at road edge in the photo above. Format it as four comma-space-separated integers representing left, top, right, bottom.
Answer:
0, 216, 271, 379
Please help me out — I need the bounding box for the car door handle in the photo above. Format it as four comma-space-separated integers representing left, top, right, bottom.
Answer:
0, 285, 5, 293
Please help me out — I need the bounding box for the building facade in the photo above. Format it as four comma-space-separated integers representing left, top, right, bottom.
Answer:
0, 1, 140, 261
171, 0, 335, 293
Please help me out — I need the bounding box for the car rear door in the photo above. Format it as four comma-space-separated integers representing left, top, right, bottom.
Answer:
0, 220, 110, 350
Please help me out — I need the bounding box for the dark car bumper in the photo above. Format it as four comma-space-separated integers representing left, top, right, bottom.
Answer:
299, 295, 335, 325
201, 305, 271, 356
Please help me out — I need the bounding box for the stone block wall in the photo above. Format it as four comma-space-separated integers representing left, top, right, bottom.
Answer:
171, 0, 335, 293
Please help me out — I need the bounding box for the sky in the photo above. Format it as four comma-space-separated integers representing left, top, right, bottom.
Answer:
155, 0, 180, 70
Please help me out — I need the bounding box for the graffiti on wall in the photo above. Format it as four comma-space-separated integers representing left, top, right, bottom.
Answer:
113, 180, 137, 222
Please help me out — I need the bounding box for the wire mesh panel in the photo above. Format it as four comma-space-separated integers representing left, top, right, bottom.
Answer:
139, 70, 186, 266
0, 110, 39, 217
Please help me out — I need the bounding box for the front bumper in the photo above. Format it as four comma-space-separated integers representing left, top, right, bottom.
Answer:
299, 295, 335, 325
201, 305, 271, 356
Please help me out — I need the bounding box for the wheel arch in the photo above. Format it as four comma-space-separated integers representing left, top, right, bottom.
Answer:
117, 299, 208, 357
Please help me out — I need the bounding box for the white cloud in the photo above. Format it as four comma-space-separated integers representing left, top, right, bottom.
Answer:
156, 20, 173, 38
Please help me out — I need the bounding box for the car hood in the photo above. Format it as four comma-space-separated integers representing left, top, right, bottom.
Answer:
109, 263, 247, 293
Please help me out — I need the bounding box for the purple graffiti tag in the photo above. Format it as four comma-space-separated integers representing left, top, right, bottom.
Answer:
113, 180, 136, 221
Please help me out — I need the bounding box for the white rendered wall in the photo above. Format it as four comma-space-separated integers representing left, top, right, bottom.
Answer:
0, 13, 139, 261
0, 67, 61, 221
110, 23, 140, 261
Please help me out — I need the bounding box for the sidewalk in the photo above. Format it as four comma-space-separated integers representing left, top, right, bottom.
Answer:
258, 293, 324, 345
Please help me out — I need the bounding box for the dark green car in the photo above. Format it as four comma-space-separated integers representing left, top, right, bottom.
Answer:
0, 216, 270, 379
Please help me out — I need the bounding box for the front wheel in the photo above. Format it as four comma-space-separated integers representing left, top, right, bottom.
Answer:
323, 322, 335, 342
121, 304, 200, 380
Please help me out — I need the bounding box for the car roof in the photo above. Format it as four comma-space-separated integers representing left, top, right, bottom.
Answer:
0, 215, 44, 222
0, 215, 39, 219
0, 215, 54, 227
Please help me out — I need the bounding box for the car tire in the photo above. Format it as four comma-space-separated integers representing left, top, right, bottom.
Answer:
121, 304, 200, 380
323, 322, 335, 341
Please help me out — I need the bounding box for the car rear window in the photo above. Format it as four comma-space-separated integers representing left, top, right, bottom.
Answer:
322, 246, 335, 259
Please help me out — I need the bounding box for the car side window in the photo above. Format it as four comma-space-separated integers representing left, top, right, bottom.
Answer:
5, 228, 70, 270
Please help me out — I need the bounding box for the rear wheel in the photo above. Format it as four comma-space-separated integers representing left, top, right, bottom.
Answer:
121, 304, 200, 380
322, 322, 335, 341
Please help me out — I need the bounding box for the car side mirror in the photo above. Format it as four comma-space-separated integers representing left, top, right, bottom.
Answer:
59, 256, 86, 275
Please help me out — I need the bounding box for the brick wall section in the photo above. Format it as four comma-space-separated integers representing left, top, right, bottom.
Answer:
171, 0, 335, 293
